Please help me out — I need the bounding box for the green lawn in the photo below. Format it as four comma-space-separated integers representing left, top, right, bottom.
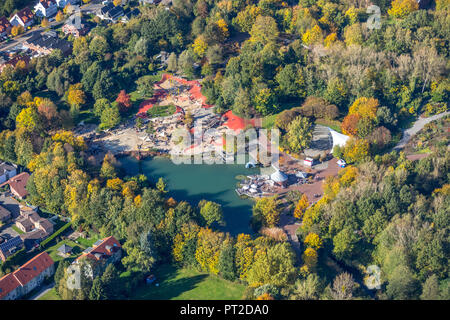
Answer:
262, 114, 277, 129
147, 104, 176, 118
75, 235, 101, 248
38, 288, 60, 300
44, 239, 85, 263
130, 264, 246, 300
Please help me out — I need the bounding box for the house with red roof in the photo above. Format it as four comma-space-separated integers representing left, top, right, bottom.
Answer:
0, 172, 30, 199
73, 236, 122, 277
9, 8, 35, 28
0, 252, 54, 300
0, 17, 12, 37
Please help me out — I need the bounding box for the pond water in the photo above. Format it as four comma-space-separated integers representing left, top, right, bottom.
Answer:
120, 156, 259, 235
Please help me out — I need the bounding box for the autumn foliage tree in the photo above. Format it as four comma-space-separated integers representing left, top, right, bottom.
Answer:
294, 194, 309, 219
116, 90, 131, 112
388, 0, 419, 18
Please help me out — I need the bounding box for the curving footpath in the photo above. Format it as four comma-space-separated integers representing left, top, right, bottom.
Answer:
394, 111, 450, 150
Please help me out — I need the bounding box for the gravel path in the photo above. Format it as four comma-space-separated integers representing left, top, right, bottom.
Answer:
394, 112, 450, 150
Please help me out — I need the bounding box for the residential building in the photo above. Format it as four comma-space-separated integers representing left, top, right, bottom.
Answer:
73, 236, 122, 277
0, 172, 30, 199
97, 3, 124, 22
0, 54, 30, 73
0, 252, 55, 300
34, 0, 58, 18
56, 0, 80, 8
24, 31, 72, 56
0, 236, 24, 262
9, 8, 35, 28
0, 205, 12, 223
0, 17, 12, 37
61, 19, 92, 37
0, 162, 17, 184
16, 206, 53, 248
121, 8, 140, 23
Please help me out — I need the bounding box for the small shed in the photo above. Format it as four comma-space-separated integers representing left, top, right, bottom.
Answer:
57, 244, 73, 257
304, 157, 314, 167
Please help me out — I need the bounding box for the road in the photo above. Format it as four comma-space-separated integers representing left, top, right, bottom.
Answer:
0, 0, 103, 52
394, 111, 450, 150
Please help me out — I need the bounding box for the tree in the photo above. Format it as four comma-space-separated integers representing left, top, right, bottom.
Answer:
55, 10, 64, 22
304, 232, 323, 250
302, 25, 323, 46
254, 88, 278, 116
156, 177, 168, 193
167, 53, 178, 72
420, 274, 441, 300
275, 64, 306, 99
252, 196, 281, 228
341, 114, 361, 136
136, 76, 154, 97
100, 153, 117, 179
329, 272, 357, 300
249, 15, 279, 45
192, 35, 208, 58
286, 116, 313, 154
41, 18, 50, 28
332, 227, 359, 261
116, 90, 131, 112
89, 278, 106, 300
218, 240, 237, 281
291, 273, 321, 300
10, 25, 24, 37
94, 98, 110, 118
67, 83, 86, 110
386, 265, 420, 299
342, 138, 370, 164
16, 107, 41, 132
199, 200, 224, 227
388, 0, 419, 18
344, 23, 363, 46
100, 105, 120, 130
294, 194, 309, 219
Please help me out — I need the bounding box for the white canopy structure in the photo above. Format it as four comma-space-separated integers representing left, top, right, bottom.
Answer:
295, 171, 308, 179
271, 170, 288, 183
329, 129, 350, 151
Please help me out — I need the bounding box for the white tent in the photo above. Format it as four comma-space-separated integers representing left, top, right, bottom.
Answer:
329, 129, 350, 150
295, 171, 308, 179
271, 170, 288, 183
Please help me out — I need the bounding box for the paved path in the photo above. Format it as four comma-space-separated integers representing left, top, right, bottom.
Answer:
30, 283, 55, 300
394, 111, 450, 150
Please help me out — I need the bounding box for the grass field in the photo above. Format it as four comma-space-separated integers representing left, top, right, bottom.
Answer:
38, 288, 59, 300
130, 264, 245, 300
44, 239, 85, 263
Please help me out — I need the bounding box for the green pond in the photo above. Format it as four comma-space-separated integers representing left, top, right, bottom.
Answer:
120, 156, 259, 235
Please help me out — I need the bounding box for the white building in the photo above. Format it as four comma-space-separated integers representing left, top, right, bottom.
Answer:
55, 0, 80, 8
34, 0, 58, 18
9, 8, 35, 28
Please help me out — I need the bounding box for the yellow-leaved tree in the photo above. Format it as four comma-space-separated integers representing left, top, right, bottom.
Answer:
294, 194, 309, 219
388, 0, 419, 18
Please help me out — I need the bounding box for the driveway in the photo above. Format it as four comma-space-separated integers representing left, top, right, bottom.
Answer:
394, 111, 450, 150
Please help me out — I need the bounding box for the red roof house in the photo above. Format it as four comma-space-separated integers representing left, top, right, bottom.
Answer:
0, 17, 12, 37
2, 172, 30, 199
0, 252, 54, 300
